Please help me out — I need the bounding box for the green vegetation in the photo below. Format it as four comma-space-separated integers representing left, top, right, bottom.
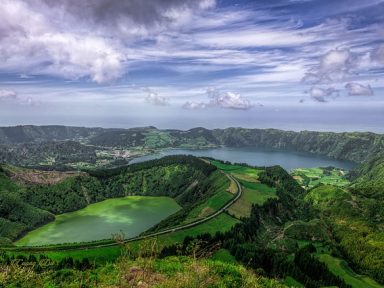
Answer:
304, 185, 350, 209
228, 181, 277, 218
210, 160, 262, 177
210, 249, 237, 264
16, 196, 181, 246
283, 219, 329, 242
209, 160, 277, 218
0, 156, 219, 242
161, 166, 353, 288
350, 154, 384, 199
7, 213, 239, 264
241, 181, 277, 204
284, 276, 304, 287
292, 167, 350, 189
0, 167, 54, 244
160, 213, 239, 245
317, 254, 383, 288
298, 154, 384, 285
1, 150, 384, 287
143, 130, 173, 148
0, 252, 288, 288
1, 125, 381, 168
182, 172, 232, 222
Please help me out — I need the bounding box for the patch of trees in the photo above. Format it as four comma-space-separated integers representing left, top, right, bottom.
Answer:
0, 171, 54, 242
89, 155, 216, 177
231, 244, 351, 288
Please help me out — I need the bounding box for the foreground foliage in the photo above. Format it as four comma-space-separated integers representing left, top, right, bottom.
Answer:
0, 251, 287, 288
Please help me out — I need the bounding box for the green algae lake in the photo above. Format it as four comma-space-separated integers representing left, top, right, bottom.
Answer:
16, 196, 181, 246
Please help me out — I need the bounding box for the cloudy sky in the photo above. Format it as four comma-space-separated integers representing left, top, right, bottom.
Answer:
0, 0, 383, 132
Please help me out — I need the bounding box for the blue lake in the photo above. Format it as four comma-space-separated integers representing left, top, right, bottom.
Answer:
130, 147, 356, 171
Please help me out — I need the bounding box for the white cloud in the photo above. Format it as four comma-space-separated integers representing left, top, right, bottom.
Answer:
303, 49, 355, 84
197, 26, 314, 48
0, 0, 215, 84
345, 83, 374, 96
0, 89, 18, 100
182, 88, 253, 110
182, 101, 208, 110
309, 86, 339, 102
145, 92, 169, 106
208, 89, 253, 110
0, 1, 125, 84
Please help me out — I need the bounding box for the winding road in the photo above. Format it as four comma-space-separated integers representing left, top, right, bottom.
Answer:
11, 174, 242, 252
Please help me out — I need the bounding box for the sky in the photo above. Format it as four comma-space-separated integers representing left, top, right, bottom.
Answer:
0, 0, 383, 132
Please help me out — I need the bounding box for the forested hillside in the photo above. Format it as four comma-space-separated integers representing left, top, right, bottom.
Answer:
159, 158, 384, 287
0, 126, 383, 168
160, 164, 353, 288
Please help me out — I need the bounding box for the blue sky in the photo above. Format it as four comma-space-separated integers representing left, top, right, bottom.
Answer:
0, 0, 383, 131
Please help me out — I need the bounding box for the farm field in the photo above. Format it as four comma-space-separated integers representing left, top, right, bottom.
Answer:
209, 160, 277, 218
291, 167, 350, 189
210, 160, 263, 176
228, 181, 277, 218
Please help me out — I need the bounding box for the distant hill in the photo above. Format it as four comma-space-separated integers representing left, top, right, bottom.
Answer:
0, 125, 107, 144
0, 125, 383, 166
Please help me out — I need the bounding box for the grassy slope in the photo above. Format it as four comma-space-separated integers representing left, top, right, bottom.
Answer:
210, 160, 263, 176
209, 161, 277, 218
228, 182, 277, 218
317, 254, 383, 288
183, 171, 233, 222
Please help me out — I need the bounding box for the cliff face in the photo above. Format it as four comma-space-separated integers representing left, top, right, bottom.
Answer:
211, 128, 384, 163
